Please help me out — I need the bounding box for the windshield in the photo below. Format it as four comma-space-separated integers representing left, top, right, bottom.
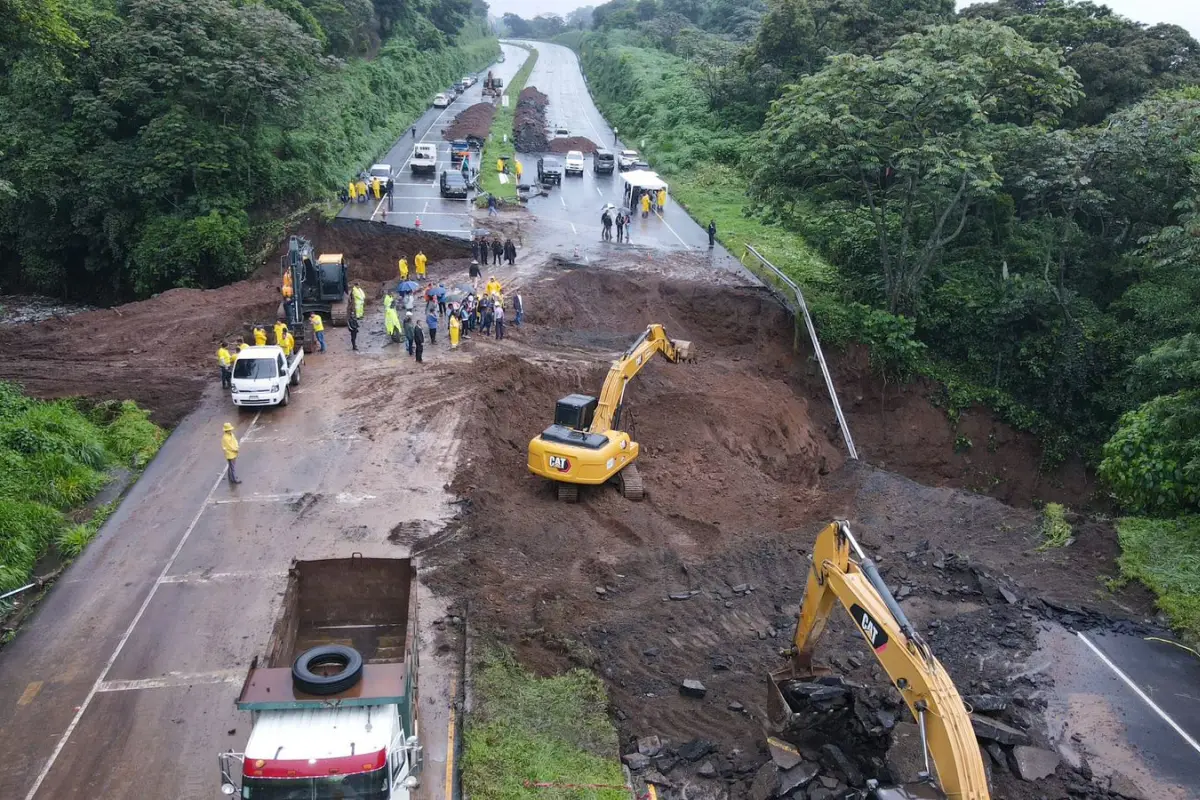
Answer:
241, 771, 388, 800
370, 167, 389, 179
233, 358, 277, 380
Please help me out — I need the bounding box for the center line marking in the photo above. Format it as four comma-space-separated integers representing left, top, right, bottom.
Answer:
1077, 632, 1200, 756
24, 411, 262, 800
97, 670, 244, 693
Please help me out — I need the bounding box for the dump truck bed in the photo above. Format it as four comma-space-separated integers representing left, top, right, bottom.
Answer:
266, 556, 414, 667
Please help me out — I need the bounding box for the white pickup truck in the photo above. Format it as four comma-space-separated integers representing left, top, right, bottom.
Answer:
231, 345, 303, 407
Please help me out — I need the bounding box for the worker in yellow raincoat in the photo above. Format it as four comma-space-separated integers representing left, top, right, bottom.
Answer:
217, 342, 233, 389
372, 177, 382, 199
236, 338, 249, 352
253, 325, 267, 346
385, 302, 402, 343
355, 179, 368, 202
657, 188, 667, 211
497, 157, 505, 173
641, 193, 651, 218
398, 257, 409, 280
484, 276, 502, 297
222, 423, 242, 485
348, 180, 357, 202
282, 329, 295, 357
515, 160, 523, 180
282, 270, 294, 300
415, 252, 426, 279
309, 312, 326, 353
449, 311, 461, 350
274, 320, 288, 347
415, 251, 427, 277
351, 282, 365, 319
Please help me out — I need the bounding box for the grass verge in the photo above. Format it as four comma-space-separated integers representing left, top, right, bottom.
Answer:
0, 383, 164, 593
462, 647, 626, 800
1115, 516, 1200, 643
1037, 502, 1073, 550
479, 46, 538, 202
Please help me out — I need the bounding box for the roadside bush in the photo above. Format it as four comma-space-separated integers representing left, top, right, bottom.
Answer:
1099, 391, 1200, 515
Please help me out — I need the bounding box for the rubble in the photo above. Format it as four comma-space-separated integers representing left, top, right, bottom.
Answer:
441, 103, 495, 143
970, 714, 1031, 746
623, 752, 650, 771
548, 135, 598, 154
1009, 745, 1060, 781
677, 739, 714, 762
513, 87, 549, 153
637, 735, 663, 757
680, 679, 707, 698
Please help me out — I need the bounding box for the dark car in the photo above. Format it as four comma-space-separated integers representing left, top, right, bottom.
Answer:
537, 156, 563, 185
593, 149, 615, 175
440, 170, 469, 199
450, 140, 471, 164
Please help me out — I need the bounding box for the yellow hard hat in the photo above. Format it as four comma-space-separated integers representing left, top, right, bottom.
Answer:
223, 422, 234, 432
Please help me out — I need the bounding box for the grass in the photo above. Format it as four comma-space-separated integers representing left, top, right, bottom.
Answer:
462, 647, 626, 800
1038, 502, 1074, 550
1115, 516, 1200, 643
0, 382, 164, 592
479, 45, 538, 203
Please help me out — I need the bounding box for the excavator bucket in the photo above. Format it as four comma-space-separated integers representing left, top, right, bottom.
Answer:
766, 658, 833, 733
673, 339, 692, 361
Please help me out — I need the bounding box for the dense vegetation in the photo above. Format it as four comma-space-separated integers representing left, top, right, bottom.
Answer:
530, 0, 1200, 635
0, 382, 163, 597
0, 0, 497, 302
463, 648, 625, 800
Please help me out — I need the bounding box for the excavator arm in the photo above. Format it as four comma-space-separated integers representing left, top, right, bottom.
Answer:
589, 324, 691, 433
771, 521, 990, 800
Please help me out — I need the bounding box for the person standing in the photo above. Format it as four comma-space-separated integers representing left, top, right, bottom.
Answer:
403, 290, 415, 314
217, 342, 233, 389
657, 188, 667, 211
494, 302, 505, 340
398, 256, 409, 281
411, 125, 417, 139
403, 311, 415, 354
601, 210, 612, 241
413, 321, 425, 363
415, 251, 427, 279
615, 211, 625, 243
707, 220, 717, 248
641, 192, 651, 218
437, 284, 447, 317
504, 238, 516, 265
309, 312, 326, 353
348, 180, 357, 203
416, 252, 427, 279
513, 293, 524, 326
222, 423, 242, 485
253, 325, 267, 346
282, 328, 295, 357
481, 298, 494, 337
491, 238, 503, 266
351, 282, 366, 319
274, 319, 288, 347
426, 308, 438, 345
347, 304, 360, 351
449, 309, 461, 349
488, 194, 498, 216
469, 259, 482, 290
386, 301, 402, 344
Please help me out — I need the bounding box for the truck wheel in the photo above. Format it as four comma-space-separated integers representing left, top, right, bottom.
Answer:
290, 367, 301, 387
280, 387, 290, 407
292, 645, 364, 696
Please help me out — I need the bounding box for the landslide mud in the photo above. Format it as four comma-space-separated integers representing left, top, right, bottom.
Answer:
427, 266, 1153, 800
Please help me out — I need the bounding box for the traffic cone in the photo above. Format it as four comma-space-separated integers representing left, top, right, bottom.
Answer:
414, 216, 422, 229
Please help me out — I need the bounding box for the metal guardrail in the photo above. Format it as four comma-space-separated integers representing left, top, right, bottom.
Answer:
743, 244, 859, 460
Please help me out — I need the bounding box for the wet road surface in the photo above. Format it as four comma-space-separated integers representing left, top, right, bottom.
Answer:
337, 44, 529, 235
0, 303, 472, 798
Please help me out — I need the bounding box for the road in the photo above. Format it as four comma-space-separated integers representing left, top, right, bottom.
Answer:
337, 44, 529, 235
0, 304, 472, 798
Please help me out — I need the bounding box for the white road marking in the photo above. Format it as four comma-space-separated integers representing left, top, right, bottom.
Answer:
334, 492, 378, 504
1077, 632, 1200, 756
570, 222, 577, 235
560, 195, 567, 209
210, 493, 303, 505
596, 186, 603, 197
97, 670, 244, 693
24, 411, 263, 800
242, 434, 362, 443
158, 570, 288, 585
655, 209, 690, 248
423, 202, 429, 213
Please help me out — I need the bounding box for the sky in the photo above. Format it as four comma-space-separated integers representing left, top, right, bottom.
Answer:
486, 0, 1200, 38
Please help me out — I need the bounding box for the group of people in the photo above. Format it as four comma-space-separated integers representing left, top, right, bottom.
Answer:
630, 187, 668, 218
396, 251, 428, 281
601, 208, 632, 243
382, 273, 522, 362
472, 235, 516, 266
344, 171, 394, 204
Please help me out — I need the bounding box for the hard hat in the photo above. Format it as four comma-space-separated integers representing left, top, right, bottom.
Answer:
223, 423, 234, 431
406, 311, 412, 317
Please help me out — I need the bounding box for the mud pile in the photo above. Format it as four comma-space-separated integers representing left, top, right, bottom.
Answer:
548, 136, 598, 154
442, 103, 495, 143
282, 218, 470, 284
513, 86, 549, 153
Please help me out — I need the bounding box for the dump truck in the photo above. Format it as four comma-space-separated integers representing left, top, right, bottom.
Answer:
219, 556, 423, 798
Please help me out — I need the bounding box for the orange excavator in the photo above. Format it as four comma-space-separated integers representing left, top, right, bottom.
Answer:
768, 521, 991, 800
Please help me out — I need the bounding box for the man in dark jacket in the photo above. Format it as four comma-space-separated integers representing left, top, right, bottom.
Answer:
504, 238, 516, 265
492, 238, 503, 265
413, 322, 425, 363
347, 304, 360, 351
707, 220, 717, 248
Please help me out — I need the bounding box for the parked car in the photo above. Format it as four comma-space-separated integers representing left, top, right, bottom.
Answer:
564, 150, 585, 176
462, 76, 476, 87
553, 127, 570, 138
593, 149, 615, 174
617, 149, 640, 171
411, 144, 437, 175
537, 156, 563, 185
440, 170, 469, 199
369, 163, 392, 183
450, 140, 471, 164
433, 93, 450, 108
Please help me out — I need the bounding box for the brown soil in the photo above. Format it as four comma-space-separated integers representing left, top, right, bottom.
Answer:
548, 136, 598, 154
425, 266, 1152, 800
514, 86, 549, 153
442, 103, 496, 143
0, 218, 468, 426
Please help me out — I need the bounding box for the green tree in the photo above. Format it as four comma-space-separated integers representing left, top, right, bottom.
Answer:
1100, 390, 1200, 514
755, 20, 1080, 312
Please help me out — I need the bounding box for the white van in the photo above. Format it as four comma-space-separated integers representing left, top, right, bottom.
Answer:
411, 144, 438, 175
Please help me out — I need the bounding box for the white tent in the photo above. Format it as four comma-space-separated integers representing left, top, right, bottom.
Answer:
620, 170, 668, 210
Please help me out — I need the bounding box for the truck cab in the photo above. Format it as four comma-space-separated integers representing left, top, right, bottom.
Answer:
221, 557, 422, 799
231, 345, 302, 407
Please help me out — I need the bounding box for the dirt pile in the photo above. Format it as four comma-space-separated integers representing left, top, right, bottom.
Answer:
441, 103, 495, 143
425, 265, 1152, 800
513, 86, 549, 153
548, 136, 598, 154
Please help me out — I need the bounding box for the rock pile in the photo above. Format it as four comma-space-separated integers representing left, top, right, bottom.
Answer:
548, 136, 598, 154
513, 87, 549, 153
442, 103, 495, 143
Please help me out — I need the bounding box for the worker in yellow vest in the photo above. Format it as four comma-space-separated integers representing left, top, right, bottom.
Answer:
274, 320, 288, 347
351, 282, 365, 319
253, 325, 267, 346
309, 312, 326, 353
657, 188, 667, 211
217, 342, 233, 389
282, 328, 295, 357
415, 251, 427, 277
398, 257, 409, 281
348, 180, 357, 202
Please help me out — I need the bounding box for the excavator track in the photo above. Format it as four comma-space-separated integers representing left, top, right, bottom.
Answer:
618, 464, 645, 501
556, 483, 579, 503
329, 302, 348, 327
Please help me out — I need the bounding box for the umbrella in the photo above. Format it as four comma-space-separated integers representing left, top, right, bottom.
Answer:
601, 203, 616, 213
432, 286, 447, 298
471, 227, 491, 238
398, 280, 420, 293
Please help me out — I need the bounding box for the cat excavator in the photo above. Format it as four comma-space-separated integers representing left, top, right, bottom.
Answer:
768, 521, 991, 800
527, 324, 691, 502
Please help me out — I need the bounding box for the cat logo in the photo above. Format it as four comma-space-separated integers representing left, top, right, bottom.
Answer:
548, 455, 570, 472
850, 603, 889, 652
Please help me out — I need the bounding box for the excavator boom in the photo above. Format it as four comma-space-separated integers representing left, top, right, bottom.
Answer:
769, 522, 990, 800
590, 324, 690, 433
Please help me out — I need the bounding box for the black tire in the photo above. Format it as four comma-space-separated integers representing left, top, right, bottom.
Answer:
280, 387, 290, 407
290, 367, 301, 387
292, 645, 364, 696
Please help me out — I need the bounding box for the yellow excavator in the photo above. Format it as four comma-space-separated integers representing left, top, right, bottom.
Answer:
527, 324, 691, 502
768, 521, 990, 800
